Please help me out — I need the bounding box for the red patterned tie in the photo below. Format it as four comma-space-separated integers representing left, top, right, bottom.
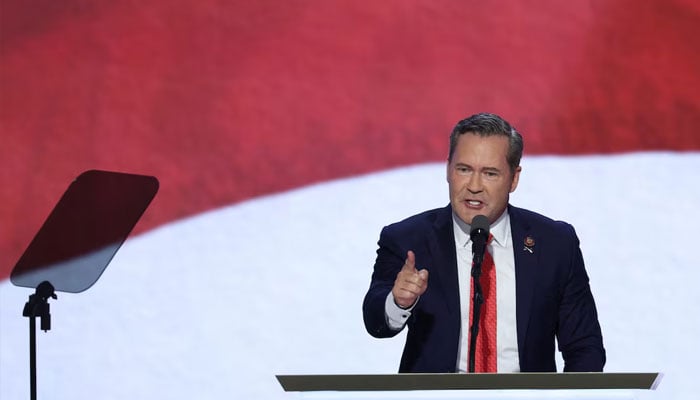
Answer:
468, 234, 497, 372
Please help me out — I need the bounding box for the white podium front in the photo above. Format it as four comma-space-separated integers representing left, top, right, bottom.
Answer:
276, 373, 661, 400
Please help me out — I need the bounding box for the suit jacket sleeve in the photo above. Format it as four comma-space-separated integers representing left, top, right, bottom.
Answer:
362, 225, 407, 338
557, 223, 606, 371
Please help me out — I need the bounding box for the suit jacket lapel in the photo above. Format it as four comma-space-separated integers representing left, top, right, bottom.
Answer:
509, 205, 538, 357
428, 205, 460, 315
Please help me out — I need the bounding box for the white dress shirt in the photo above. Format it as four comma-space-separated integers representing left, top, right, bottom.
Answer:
454, 210, 520, 372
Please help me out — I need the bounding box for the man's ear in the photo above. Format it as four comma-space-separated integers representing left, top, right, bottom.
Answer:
445, 159, 450, 183
510, 166, 522, 193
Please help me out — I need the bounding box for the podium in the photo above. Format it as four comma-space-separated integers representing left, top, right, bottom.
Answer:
276, 373, 661, 400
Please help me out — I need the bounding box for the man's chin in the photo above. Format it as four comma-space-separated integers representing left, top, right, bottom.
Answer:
454, 208, 486, 225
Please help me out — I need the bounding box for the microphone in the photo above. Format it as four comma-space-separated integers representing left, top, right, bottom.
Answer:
468, 214, 490, 373
470, 215, 490, 272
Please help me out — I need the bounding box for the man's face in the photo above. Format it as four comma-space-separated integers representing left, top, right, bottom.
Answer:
447, 133, 521, 225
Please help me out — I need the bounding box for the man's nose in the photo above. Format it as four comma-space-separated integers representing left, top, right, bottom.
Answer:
467, 172, 483, 193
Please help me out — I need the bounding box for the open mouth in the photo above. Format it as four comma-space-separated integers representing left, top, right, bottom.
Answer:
465, 200, 484, 208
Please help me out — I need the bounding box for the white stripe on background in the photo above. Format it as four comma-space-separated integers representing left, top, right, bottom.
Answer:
1, 152, 698, 399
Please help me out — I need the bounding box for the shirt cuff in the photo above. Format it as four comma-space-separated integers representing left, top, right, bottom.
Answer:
384, 292, 416, 330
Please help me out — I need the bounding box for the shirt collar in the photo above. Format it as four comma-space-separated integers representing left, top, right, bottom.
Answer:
452, 209, 510, 248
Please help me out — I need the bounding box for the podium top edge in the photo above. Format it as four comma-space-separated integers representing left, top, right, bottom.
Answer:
275, 372, 662, 392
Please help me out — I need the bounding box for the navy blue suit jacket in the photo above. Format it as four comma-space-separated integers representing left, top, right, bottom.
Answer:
362, 204, 605, 373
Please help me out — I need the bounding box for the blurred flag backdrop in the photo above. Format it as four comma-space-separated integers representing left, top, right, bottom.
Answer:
1, 1, 699, 399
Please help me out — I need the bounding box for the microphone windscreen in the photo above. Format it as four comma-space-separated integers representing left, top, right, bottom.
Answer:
470, 215, 490, 237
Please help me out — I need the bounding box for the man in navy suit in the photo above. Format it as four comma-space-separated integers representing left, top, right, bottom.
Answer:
362, 113, 605, 373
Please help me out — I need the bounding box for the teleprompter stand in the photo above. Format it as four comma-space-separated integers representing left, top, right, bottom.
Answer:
11, 170, 159, 400
22, 281, 56, 400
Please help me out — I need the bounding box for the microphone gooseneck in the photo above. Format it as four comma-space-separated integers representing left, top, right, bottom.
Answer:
468, 214, 490, 373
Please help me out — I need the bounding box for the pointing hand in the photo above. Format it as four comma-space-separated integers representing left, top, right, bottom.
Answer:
391, 250, 429, 309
